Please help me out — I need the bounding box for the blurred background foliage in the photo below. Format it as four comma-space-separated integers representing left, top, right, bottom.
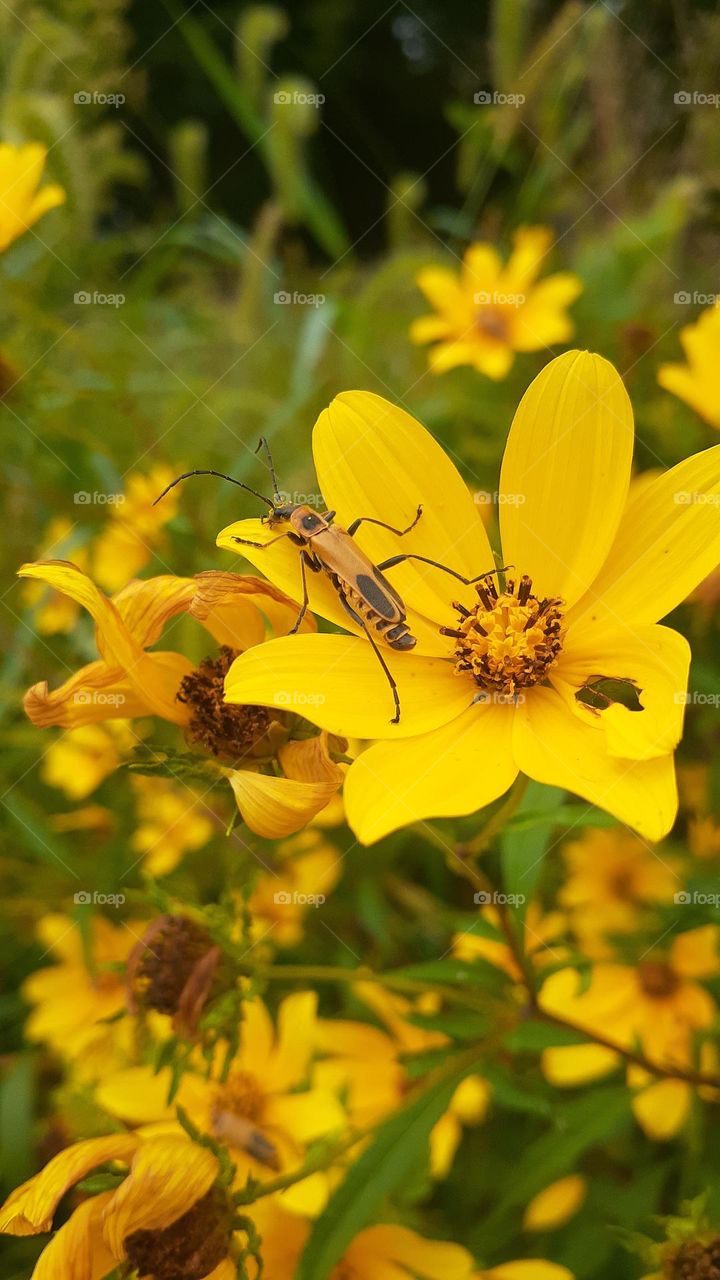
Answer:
2, 1, 720, 1277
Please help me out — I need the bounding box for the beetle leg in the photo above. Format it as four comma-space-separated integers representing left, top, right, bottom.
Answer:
232, 531, 294, 550
376, 552, 509, 586
356, 614, 402, 724
346, 504, 423, 539
288, 551, 313, 635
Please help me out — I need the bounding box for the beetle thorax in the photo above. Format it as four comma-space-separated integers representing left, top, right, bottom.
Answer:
441, 573, 565, 696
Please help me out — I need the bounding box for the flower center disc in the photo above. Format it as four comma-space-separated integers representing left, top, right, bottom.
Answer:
178, 645, 272, 760
219, 1069, 265, 1123
125, 1185, 232, 1280
442, 573, 565, 698
639, 961, 680, 1000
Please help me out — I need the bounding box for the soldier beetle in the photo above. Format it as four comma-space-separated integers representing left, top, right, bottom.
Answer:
154, 439, 503, 722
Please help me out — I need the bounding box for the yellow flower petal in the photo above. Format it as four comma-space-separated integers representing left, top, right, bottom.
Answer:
24, 666, 152, 729
630, 1076, 689, 1140
0, 1135, 138, 1235
344, 701, 518, 844
429, 1112, 462, 1179
670, 924, 719, 979
462, 243, 503, 294
567, 443, 720, 633
227, 768, 339, 838
480, 1262, 575, 1280
541, 1042, 621, 1086
357, 1223, 475, 1279
557, 623, 691, 761
102, 1137, 219, 1258
190, 570, 316, 648
277, 731, 345, 787
510, 275, 582, 352
32, 1191, 116, 1280
112, 576, 196, 648
269, 991, 318, 1090
501, 226, 553, 294
266, 1089, 345, 1143
416, 265, 472, 325
513, 686, 677, 840
409, 314, 455, 344
499, 351, 634, 606
312, 390, 495, 624
224, 634, 471, 739
523, 1175, 586, 1231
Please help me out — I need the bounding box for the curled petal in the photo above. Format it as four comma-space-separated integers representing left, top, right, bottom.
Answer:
227, 769, 339, 838
190, 570, 316, 648
277, 731, 346, 786
0, 1135, 138, 1236
32, 1191, 116, 1280
101, 1137, 218, 1259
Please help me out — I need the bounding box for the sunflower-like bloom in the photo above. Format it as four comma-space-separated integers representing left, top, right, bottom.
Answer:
539, 925, 720, 1140
17, 563, 343, 838
0, 142, 65, 253
657, 302, 720, 430
0, 1130, 238, 1280
96, 991, 345, 1215
220, 353, 720, 843
410, 227, 581, 378
22, 912, 146, 1082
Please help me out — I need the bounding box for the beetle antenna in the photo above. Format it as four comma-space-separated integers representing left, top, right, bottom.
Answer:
255, 437, 282, 504
152, 470, 274, 508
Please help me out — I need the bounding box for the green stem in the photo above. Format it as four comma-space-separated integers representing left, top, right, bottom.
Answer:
460, 774, 530, 856
243, 962, 487, 1012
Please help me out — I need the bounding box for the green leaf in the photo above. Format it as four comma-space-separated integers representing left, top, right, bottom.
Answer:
501, 781, 564, 920
388, 959, 500, 988
503, 1019, 592, 1052
296, 1049, 481, 1280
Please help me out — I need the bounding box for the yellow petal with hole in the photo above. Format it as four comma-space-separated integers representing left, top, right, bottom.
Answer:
513, 686, 677, 839
0, 1134, 138, 1235
102, 1137, 218, 1258
567, 442, 720, 633
344, 701, 518, 844
523, 1175, 586, 1231
224, 635, 470, 739
499, 351, 634, 606
227, 769, 339, 838
556, 623, 691, 760
313, 390, 495, 624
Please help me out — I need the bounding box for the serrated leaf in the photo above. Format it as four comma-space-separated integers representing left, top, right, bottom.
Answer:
296, 1050, 481, 1280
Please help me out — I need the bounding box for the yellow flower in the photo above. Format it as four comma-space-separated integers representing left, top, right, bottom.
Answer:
473, 1264, 575, 1280
130, 775, 215, 876
247, 827, 343, 946
96, 991, 346, 1215
247, 1200, 476, 1280
41, 720, 136, 800
523, 1175, 587, 1232
539, 925, 720, 1139
658, 302, 720, 429
410, 227, 581, 378
0, 1130, 237, 1280
558, 827, 680, 957
0, 141, 65, 252
454, 904, 566, 983
92, 464, 182, 593
17, 563, 342, 838
20, 518, 89, 635
220, 353, 720, 844
22, 912, 144, 1082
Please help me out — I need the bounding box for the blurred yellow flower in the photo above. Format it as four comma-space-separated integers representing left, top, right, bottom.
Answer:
454, 904, 566, 983
0, 1130, 237, 1280
19, 518, 88, 635
92, 464, 181, 592
23, 913, 145, 1082
658, 302, 720, 429
222, 353, 720, 844
540, 925, 720, 1139
248, 826, 343, 945
41, 720, 136, 800
410, 227, 581, 378
130, 775, 215, 876
473, 1264, 575, 1280
97, 991, 345, 1215
18, 563, 342, 838
0, 141, 65, 252
523, 1175, 587, 1232
559, 828, 680, 957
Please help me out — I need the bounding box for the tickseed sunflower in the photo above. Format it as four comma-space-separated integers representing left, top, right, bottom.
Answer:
539, 924, 720, 1140
657, 301, 720, 430
220, 352, 720, 844
96, 991, 346, 1215
0, 141, 65, 253
18, 563, 343, 837
0, 1131, 239, 1280
409, 227, 582, 378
